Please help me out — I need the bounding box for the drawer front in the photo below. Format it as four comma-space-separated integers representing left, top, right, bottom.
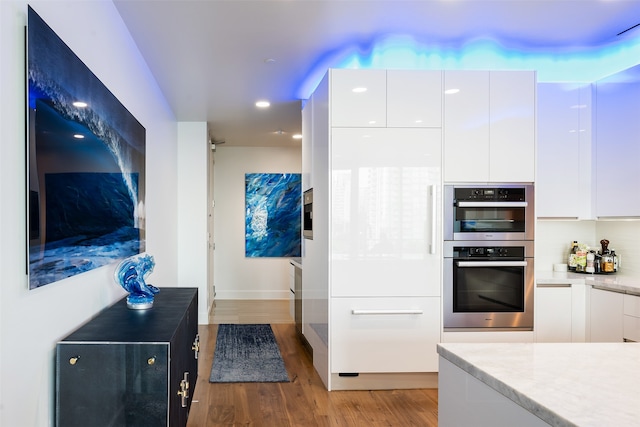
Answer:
623, 294, 640, 317
331, 297, 440, 373
624, 315, 640, 342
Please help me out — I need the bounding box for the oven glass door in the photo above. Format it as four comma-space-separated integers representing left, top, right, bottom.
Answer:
453, 260, 526, 313
443, 256, 534, 330
454, 202, 526, 234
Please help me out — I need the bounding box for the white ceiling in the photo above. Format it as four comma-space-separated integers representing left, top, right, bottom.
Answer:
113, 0, 640, 148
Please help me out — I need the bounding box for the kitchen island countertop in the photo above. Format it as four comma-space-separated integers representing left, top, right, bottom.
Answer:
438, 341, 640, 426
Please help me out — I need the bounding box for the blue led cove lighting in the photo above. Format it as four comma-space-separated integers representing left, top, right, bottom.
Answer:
296, 35, 640, 100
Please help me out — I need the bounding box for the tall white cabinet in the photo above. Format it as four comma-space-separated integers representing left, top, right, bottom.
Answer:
594, 65, 640, 218
305, 69, 443, 390
536, 83, 593, 219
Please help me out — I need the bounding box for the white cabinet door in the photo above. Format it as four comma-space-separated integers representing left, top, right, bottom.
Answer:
623, 294, 640, 342
387, 70, 442, 128
330, 128, 442, 297
536, 83, 592, 218
535, 284, 573, 342
331, 297, 440, 373
535, 282, 586, 343
595, 67, 640, 217
443, 71, 490, 182
330, 69, 386, 128
444, 71, 535, 183
489, 71, 536, 182
589, 287, 624, 342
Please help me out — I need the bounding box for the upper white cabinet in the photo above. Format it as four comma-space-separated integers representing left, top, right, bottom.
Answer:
595, 65, 640, 218
536, 83, 593, 218
489, 71, 536, 183
330, 69, 387, 127
387, 70, 442, 128
330, 69, 443, 129
443, 71, 490, 182
443, 70, 535, 183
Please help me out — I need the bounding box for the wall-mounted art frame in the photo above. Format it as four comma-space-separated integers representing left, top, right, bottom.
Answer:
26, 7, 146, 289
245, 173, 301, 258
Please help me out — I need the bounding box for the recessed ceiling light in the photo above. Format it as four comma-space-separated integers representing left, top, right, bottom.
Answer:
73, 101, 88, 108
352, 87, 367, 93
255, 100, 270, 108
292, 134, 302, 140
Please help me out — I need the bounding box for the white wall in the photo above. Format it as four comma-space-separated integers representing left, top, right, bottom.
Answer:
212, 146, 302, 299
0, 1, 178, 425
177, 122, 209, 319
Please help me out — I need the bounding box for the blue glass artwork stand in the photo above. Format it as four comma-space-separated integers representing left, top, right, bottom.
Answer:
114, 253, 158, 309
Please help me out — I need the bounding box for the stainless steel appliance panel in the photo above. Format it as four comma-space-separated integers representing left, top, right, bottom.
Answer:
443, 240, 534, 330
444, 184, 534, 241
303, 188, 313, 239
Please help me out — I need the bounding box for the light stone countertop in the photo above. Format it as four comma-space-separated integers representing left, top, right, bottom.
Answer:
536, 270, 640, 296
438, 342, 640, 427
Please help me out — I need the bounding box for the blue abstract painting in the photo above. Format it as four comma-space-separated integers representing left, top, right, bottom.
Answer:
27, 7, 145, 289
245, 173, 301, 257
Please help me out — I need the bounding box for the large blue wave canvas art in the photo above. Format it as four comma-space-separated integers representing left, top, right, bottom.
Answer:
245, 173, 301, 258
27, 7, 145, 289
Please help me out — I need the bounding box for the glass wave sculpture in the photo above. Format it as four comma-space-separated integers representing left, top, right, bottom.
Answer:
114, 253, 158, 309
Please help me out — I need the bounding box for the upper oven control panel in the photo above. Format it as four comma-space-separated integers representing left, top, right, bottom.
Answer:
454, 187, 526, 201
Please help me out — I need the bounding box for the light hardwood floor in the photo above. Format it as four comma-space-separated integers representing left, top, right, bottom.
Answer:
186, 299, 438, 426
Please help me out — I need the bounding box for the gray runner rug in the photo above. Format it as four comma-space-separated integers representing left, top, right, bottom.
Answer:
209, 324, 290, 383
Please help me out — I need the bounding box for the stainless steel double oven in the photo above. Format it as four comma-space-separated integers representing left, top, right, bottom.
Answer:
443, 185, 534, 331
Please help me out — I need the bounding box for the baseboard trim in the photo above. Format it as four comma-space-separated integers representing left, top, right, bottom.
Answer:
330, 372, 438, 390
215, 290, 290, 299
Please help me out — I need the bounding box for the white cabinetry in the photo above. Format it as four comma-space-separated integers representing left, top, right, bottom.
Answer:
330, 69, 387, 127
623, 294, 640, 342
330, 127, 441, 297
594, 65, 640, 218
589, 287, 624, 342
443, 70, 535, 183
331, 297, 440, 373
289, 263, 295, 320
443, 71, 490, 182
535, 282, 586, 342
536, 83, 593, 218
489, 71, 536, 183
330, 125, 442, 375
387, 70, 442, 128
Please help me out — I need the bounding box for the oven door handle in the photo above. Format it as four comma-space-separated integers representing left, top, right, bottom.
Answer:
456, 201, 528, 208
456, 261, 528, 267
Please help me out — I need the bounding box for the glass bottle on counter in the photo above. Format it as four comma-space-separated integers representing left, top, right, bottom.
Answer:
568, 241, 578, 271
586, 251, 595, 274
601, 251, 615, 273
